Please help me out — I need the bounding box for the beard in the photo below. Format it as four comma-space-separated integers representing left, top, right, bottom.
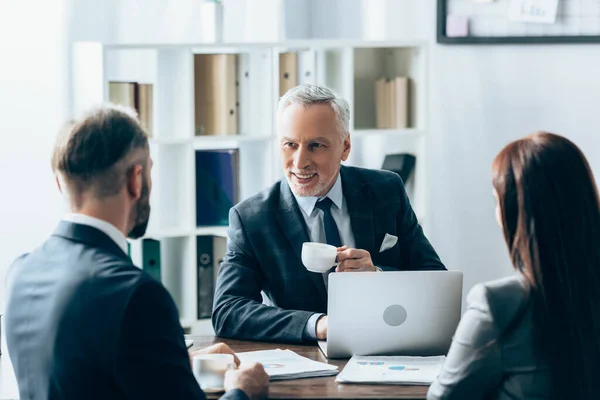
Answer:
286, 171, 334, 197
127, 176, 151, 239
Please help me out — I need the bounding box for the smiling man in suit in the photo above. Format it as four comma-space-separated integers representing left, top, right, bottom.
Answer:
212, 84, 445, 343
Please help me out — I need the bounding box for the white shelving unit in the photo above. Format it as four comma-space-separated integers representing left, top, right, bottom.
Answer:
72, 40, 429, 332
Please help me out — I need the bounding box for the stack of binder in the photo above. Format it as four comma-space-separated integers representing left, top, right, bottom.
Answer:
194, 54, 238, 136
109, 82, 154, 136
195, 149, 240, 227
196, 235, 227, 319
279, 52, 298, 97
375, 77, 409, 129
129, 238, 161, 283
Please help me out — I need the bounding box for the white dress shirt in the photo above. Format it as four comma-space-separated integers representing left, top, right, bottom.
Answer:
62, 213, 129, 254
293, 173, 356, 249
292, 173, 356, 340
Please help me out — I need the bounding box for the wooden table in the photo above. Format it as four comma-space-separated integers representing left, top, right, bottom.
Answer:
188, 336, 428, 400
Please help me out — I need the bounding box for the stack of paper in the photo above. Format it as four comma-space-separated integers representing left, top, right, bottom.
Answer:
237, 349, 338, 381
336, 355, 445, 386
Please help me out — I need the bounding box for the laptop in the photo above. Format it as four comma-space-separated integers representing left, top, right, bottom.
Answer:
318, 271, 463, 359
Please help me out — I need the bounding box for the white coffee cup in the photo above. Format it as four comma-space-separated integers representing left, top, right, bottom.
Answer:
192, 353, 236, 392
301, 242, 339, 273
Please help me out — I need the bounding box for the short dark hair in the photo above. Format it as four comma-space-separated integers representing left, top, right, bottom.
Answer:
51, 104, 149, 200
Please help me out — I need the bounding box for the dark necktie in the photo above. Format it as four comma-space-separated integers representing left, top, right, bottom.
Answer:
315, 197, 341, 288
315, 197, 342, 248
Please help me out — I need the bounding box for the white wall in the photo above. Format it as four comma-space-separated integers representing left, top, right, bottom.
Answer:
429, 45, 600, 294
0, 0, 69, 310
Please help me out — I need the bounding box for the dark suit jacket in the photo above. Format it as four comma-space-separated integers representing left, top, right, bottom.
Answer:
212, 166, 445, 343
5, 221, 247, 400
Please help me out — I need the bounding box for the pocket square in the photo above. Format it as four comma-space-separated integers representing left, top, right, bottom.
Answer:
379, 233, 398, 252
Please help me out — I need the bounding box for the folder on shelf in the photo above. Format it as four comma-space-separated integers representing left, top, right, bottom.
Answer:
141, 238, 161, 282
375, 78, 386, 129
194, 54, 238, 136
109, 82, 136, 109
197, 236, 214, 319
108, 82, 154, 137
137, 83, 153, 137
279, 52, 298, 97
394, 77, 409, 129
196, 235, 228, 319
195, 149, 240, 227
389, 78, 397, 129
374, 77, 410, 129
213, 235, 227, 283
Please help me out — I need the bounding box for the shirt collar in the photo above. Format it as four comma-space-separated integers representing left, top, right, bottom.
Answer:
62, 213, 129, 254
294, 173, 343, 216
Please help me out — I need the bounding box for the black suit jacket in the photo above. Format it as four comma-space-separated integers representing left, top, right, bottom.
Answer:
5, 221, 247, 400
212, 166, 445, 344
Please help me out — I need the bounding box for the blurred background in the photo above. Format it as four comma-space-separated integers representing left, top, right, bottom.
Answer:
1, 0, 599, 318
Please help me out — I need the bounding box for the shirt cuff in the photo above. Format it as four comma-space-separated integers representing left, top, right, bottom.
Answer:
303, 313, 325, 341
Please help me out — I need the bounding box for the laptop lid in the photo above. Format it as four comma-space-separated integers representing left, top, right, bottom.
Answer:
324, 271, 463, 359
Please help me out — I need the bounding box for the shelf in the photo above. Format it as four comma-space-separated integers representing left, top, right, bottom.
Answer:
103, 40, 428, 51
352, 129, 425, 138
150, 137, 193, 145
142, 226, 229, 238
195, 226, 229, 237
143, 227, 192, 239
193, 135, 272, 149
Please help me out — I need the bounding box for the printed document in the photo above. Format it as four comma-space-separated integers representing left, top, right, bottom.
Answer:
336, 355, 445, 385
237, 349, 338, 381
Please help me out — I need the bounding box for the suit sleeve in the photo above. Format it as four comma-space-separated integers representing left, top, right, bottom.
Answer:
212, 207, 315, 343
115, 279, 205, 400
427, 284, 504, 400
394, 175, 445, 271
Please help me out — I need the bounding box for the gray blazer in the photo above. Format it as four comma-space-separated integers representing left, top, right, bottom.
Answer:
212, 165, 445, 343
428, 275, 550, 400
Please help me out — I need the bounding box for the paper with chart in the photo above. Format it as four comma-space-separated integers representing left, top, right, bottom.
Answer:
236, 349, 338, 381
336, 355, 445, 385
508, 0, 559, 23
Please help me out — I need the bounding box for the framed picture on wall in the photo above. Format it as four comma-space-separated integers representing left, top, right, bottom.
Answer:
438, 0, 600, 44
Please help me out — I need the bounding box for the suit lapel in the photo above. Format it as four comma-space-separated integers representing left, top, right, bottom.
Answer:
275, 180, 328, 302
341, 166, 375, 254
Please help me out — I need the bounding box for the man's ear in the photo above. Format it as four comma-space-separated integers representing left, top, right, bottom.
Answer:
341, 134, 351, 162
126, 165, 143, 201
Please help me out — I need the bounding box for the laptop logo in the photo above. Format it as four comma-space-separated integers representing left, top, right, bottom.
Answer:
383, 304, 407, 327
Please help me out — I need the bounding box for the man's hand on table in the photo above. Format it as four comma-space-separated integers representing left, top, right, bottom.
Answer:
225, 362, 270, 400
188, 342, 268, 399
188, 342, 241, 367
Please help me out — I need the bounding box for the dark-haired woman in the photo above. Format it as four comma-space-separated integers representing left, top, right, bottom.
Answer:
428, 132, 600, 400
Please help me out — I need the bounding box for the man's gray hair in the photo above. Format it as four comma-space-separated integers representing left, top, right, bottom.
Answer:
277, 84, 350, 140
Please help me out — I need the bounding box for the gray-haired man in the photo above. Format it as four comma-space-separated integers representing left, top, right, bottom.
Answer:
212, 84, 445, 344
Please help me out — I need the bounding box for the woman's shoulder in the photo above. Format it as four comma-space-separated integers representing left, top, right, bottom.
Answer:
467, 274, 530, 333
